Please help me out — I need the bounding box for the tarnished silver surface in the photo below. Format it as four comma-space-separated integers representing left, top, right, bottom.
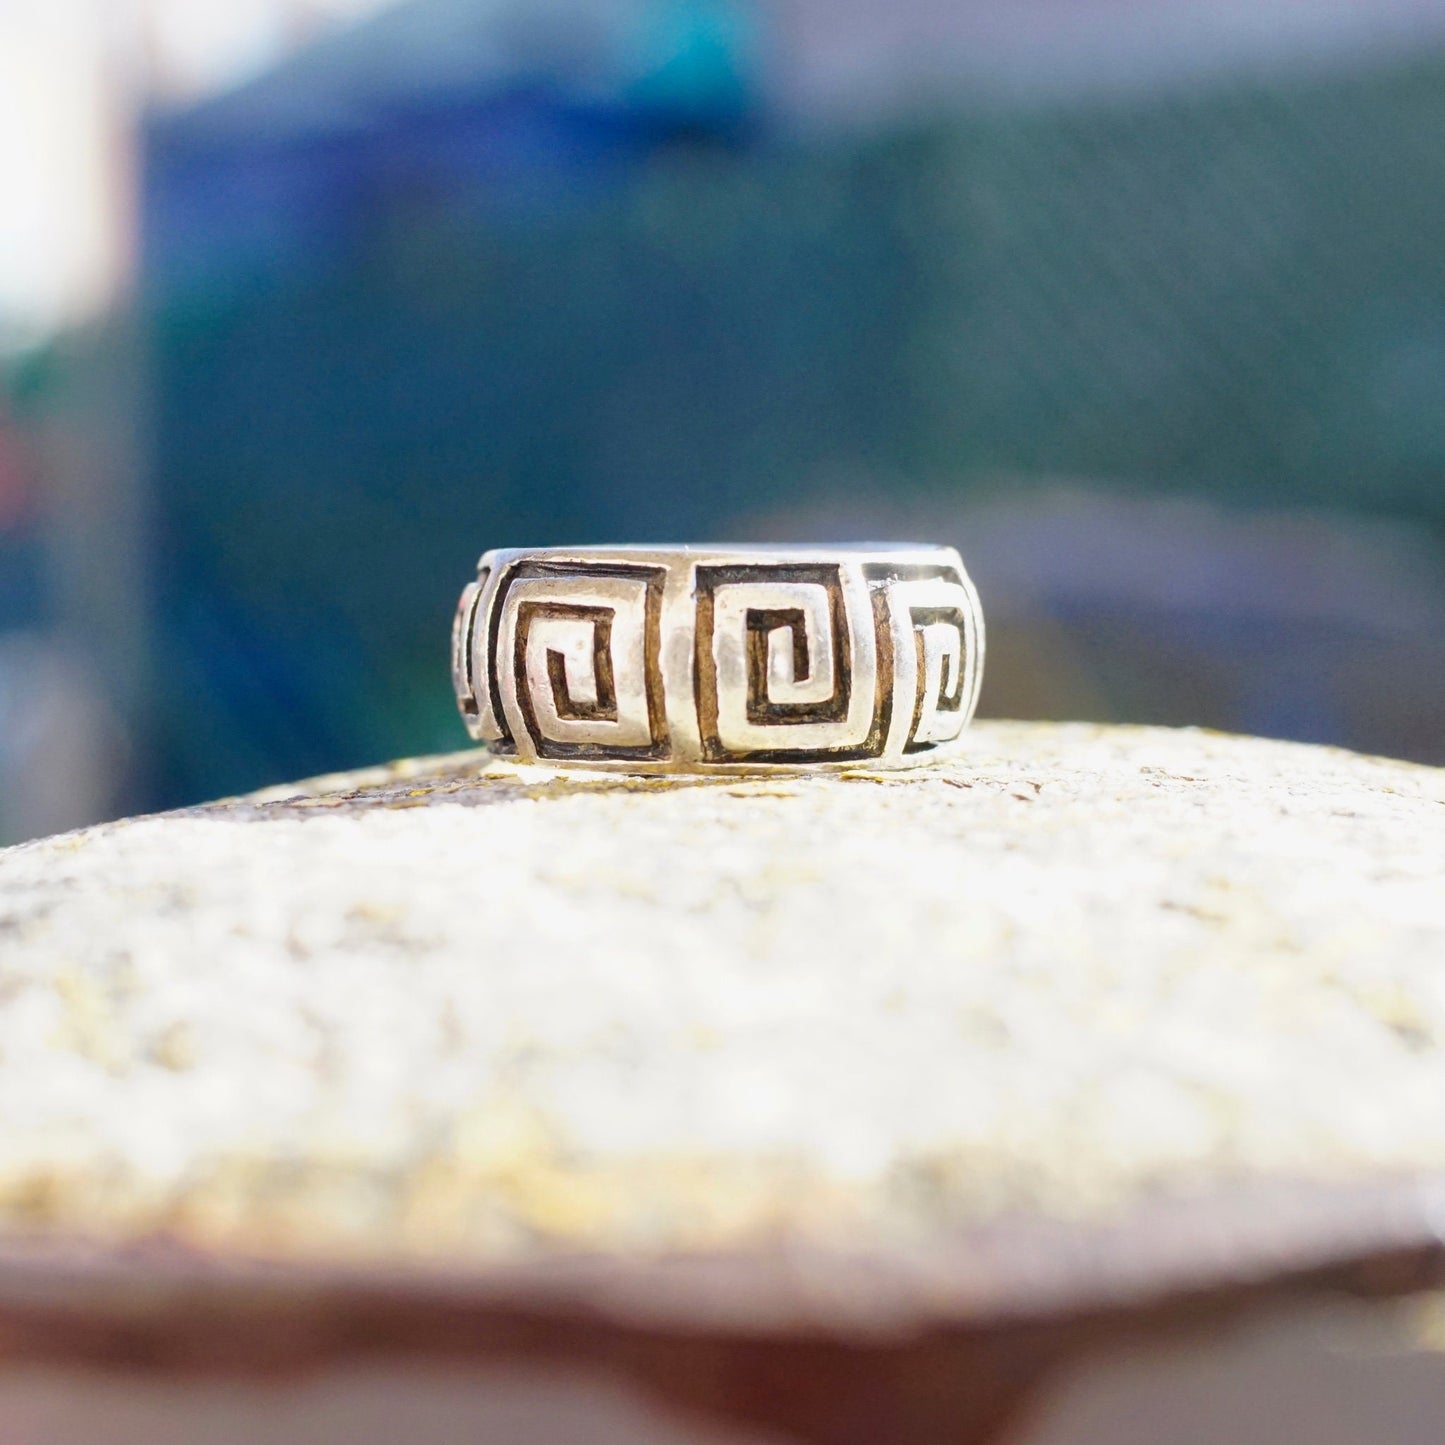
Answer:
452, 544, 984, 769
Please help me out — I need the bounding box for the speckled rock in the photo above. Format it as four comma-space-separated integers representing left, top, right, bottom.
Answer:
0, 721, 1443, 1444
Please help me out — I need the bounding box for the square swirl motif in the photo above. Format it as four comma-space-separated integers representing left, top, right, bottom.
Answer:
694, 563, 879, 762
456, 546, 982, 769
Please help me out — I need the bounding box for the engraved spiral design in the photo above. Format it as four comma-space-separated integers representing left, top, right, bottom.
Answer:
455, 546, 983, 769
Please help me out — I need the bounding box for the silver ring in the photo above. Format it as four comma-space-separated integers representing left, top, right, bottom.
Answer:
452, 544, 984, 770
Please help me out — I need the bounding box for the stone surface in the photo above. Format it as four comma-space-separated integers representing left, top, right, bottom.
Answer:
0, 720, 1443, 1443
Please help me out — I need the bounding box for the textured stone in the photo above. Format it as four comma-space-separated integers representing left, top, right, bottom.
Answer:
0, 721, 1442, 1443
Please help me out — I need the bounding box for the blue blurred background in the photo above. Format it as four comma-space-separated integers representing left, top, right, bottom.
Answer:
3, 0, 1445, 842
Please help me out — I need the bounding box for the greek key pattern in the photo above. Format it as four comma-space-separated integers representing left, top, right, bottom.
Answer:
453, 546, 983, 769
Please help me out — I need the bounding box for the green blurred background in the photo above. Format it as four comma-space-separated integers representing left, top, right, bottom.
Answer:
3, 0, 1445, 842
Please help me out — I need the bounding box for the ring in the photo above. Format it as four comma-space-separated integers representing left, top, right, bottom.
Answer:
452, 544, 984, 770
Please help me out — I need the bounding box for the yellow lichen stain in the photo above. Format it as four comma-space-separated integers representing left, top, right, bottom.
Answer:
1358, 984, 1435, 1053
0, 1170, 71, 1225
50, 970, 124, 1071
150, 1022, 196, 1072
348, 900, 404, 925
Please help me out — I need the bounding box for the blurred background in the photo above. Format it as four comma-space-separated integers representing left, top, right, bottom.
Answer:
3, 0, 1445, 842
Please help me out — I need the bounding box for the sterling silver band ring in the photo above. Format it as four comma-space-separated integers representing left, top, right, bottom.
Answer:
452, 544, 984, 770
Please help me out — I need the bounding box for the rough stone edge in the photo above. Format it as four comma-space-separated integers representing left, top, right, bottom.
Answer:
0, 1177, 1441, 1445
0, 1174, 1440, 1348
4, 721, 1440, 854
